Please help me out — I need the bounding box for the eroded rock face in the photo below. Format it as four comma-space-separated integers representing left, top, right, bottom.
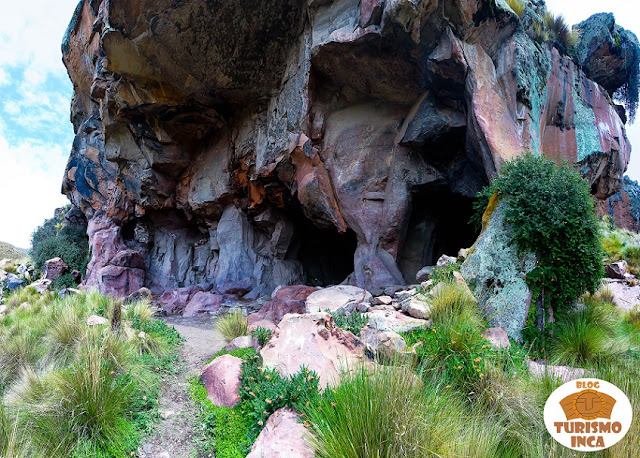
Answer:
246, 408, 314, 458
62, 1, 633, 298
599, 176, 640, 232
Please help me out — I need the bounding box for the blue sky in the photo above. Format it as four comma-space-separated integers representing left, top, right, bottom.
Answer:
0, 1, 639, 248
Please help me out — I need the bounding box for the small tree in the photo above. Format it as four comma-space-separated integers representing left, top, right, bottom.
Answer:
475, 153, 604, 317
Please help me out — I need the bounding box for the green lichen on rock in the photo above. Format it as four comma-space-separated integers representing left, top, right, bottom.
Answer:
572, 73, 602, 162
461, 202, 537, 341
513, 31, 550, 155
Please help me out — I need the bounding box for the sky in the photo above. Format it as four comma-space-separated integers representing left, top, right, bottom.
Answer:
0, 1, 639, 248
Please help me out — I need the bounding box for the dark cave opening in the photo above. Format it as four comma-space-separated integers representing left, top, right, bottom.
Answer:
286, 210, 357, 287
398, 183, 480, 283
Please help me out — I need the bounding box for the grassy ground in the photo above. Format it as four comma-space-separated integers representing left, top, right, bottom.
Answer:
0, 288, 181, 457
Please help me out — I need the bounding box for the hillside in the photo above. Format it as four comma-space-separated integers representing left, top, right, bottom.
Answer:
0, 241, 27, 260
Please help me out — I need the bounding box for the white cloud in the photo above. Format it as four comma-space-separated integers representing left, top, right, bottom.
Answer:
4, 101, 20, 115
0, 135, 69, 248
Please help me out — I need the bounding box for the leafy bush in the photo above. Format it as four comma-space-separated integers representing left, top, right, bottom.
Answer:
251, 326, 273, 346
428, 261, 461, 286
475, 153, 603, 317
505, 0, 525, 18
329, 310, 368, 337
30, 207, 89, 287
215, 310, 248, 343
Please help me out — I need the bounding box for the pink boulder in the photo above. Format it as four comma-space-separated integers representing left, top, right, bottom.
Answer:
482, 327, 511, 349
44, 257, 69, 281
260, 312, 371, 388
246, 408, 314, 458
183, 291, 223, 317
199, 354, 243, 408
158, 286, 202, 315
249, 285, 318, 328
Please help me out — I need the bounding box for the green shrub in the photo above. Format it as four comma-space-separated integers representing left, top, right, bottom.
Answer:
328, 310, 368, 337
428, 261, 461, 286
550, 298, 624, 366
30, 208, 89, 285
427, 280, 479, 327
251, 326, 272, 346
475, 153, 603, 318
215, 310, 249, 343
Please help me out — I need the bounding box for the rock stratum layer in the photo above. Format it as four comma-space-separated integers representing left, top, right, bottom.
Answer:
62, 0, 634, 297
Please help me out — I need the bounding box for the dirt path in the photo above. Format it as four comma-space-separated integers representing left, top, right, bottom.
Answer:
138, 315, 226, 458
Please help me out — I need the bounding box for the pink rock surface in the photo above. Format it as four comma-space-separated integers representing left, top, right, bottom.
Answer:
246, 408, 314, 458
260, 312, 370, 388
44, 257, 69, 281
158, 286, 202, 315
183, 291, 223, 317
97, 264, 145, 298
482, 327, 511, 350
305, 285, 372, 313
199, 355, 242, 408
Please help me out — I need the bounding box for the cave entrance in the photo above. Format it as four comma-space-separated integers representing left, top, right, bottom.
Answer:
286, 209, 357, 287
398, 183, 480, 283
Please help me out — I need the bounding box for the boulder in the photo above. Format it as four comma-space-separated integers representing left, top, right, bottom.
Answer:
528, 360, 587, 384
305, 285, 372, 314
461, 201, 537, 341
260, 312, 370, 388
86, 315, 108, 326
371, 295, 393, 306
224, 335, 257, 351
124, 287, 153, 304
366, 309, 429, 334
481, 327, 511, 350
246, 408, 314, 458
199, 354, 243, 408
605, 261, 628, 279
5, 274, 23, 292
415, 266, 434, 283
183, 291, 224, 317
436, 255, 457, 267
360, 326, 406, 360
401, 296, 430, 320
602, 279, 640, 311
249, 286, 318, 328
27, 279, 52, 294
44, 257, 69, 281
59, 287, 81, 297
157, 286, 202, 315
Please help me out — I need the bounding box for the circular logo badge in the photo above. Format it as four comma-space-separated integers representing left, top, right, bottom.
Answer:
544, 378, 633, 451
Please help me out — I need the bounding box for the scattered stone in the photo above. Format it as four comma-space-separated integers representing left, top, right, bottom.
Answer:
482, 327, 511, 349
457, 247, 472, 261
248, 285, 317, 328
19, 302, 29, 309
160, 409, 175, 420
59, 287, 81, 297
44, 257, 69, 281
368, 313, 391, 332
0, 305, 6, 314
453, 271, 476, 301
420, 280, 434, 291
401, 296, 430, 320
394, 288, 417, 302
71, 269, 82, 284
157, 286, 202, 315
436, 254, 457, 267
416, 266, 434, 283
224, 335, 257, 351
125, 287, 153, 304
86, 315, 108, 326
528, 360, 587, 383
605, 261, 628, 280
246, 408, 314, 458
602, 279, 640, 311
360, 326, 406, 360
199, 354, 243, 408
305, 285, 372, 313
183, 291, 223, 317
27, 279, 52, 294
260, 312, 370, 388
371, 295, 393, 306
5, 274, 23, 292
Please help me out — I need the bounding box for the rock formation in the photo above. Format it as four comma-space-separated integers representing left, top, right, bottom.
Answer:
61, 0, 635, 298
599, 176, 640, 232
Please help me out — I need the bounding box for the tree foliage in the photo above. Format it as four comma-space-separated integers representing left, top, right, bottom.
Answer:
475, 154, 603, 315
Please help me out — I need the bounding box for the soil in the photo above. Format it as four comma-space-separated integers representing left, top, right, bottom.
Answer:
138, 315, 226, 458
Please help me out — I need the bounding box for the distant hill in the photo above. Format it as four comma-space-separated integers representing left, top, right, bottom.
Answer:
0, 241, 27, 261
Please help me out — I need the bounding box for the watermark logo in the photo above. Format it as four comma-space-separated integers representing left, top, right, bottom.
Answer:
544, 378, 633, 451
